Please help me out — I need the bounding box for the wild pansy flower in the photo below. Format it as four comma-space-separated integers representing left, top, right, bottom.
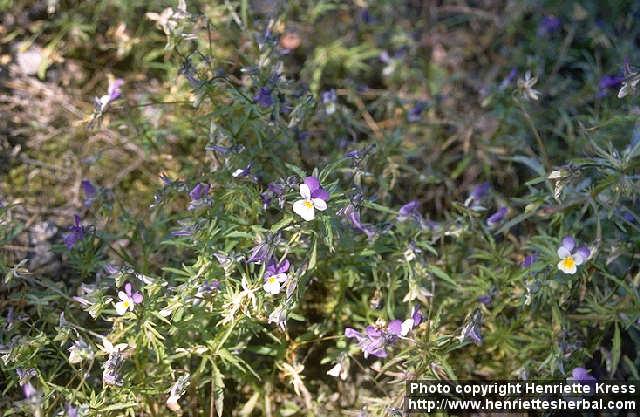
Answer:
598, 74, 624, 97
114, 282, 143, 315
96, 77, 124, 113
557, 236, 590, 274
81, 180, 97, 206
166, 374, 190, 412
188, 183, 210, 211
346, 321, 402, 359
254, 87, 274, 108
486, 206, 508, 226
63, 215, 88, 250
518, 71, 541, 101
458, 309, 483, 346
537, 15, 561, 36
567, 367, 597, 392
522, 253, 537, 268
345, 312, 420, 359
68, 339, 94, 364
397, 200, 420, 222
407, 101, 427, 123
322, 89, 337, 115
232, 162, 255, 180
339, 203, 376, 240
247, 233, 280, 264
464, 182, 490, 210
261, 182, 284, 209
263, 258, 290, 295
292, 176, 329, 221
16, 368, 38, 399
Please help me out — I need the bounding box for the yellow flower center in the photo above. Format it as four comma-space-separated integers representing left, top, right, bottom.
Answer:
304, 200, 314, 209
267, 277, 276, 284
562, 256, 575, 269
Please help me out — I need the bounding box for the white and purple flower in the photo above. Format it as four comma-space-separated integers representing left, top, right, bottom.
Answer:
263, 258, 290, 295
557, 236, 590, 274
96, 77, 124, 113
292, 176, 329, 221
115, 282, 143, 315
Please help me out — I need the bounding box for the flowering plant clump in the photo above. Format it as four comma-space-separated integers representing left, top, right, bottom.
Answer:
1, 1, 640, 417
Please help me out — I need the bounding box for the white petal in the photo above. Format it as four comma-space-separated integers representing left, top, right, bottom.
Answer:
299, 183, 311, 199
102, 339, 114, 353
115, 301, 128, 315
573, 252, 585, 266
274, 273, 288, 283
401, 319, 414, 336
557, 259, 576, 274
312, 198, 327, 211
557, 247, 572, 259
263, 280, 281, 295
293, 199, 315, 221
327, 363, 342, 377
118, 291, 128, 301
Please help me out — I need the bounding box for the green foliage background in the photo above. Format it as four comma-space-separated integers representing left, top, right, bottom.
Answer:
1, 0, 639, 416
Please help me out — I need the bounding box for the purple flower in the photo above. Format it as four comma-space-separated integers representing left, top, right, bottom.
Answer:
261, 181, 287, 209
16, 368, 37, 399
569, 367, 596, 382
500, 68, 518, 90
339, 204, 377, 239
124, 282, 143, 304
345, 314, 418, 359
108, 78, 124, 101
411, 306, 423, 326
598, 74, 624, 97
303, 176, 330, 202
104, 264, 121, 275
407, 101, 427, 123
458, 310, 483, 346
67, 404, 78, 417
63, 215, 87, 250
189, 183, 210, 200
557, 236, 590, 274
486, 207, 508, 226
345, 325, 390, 358
81, 180, 97, 206
232, 163, 253, 179
247, 233, 280, 264
522, 253, 537, 268
397, 200, 420, 222
477, 294, 492, 306
538, 15, 561, 36
247, 242, 270, 264
254, 87, 274, 108
322, 89, 336, 104
265, 257, 290, 278
470, 182, 490, 201
322, 89, 337, 115
188, 183, 211, 211
96, 78, 124, 113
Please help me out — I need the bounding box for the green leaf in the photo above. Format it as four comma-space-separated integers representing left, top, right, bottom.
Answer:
427, 265, 458, 288
285, 163, 307, 179
611, 323, 620, 377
